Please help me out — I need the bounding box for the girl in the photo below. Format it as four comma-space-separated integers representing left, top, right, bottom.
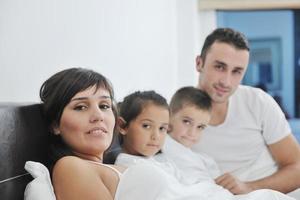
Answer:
116, 90, 171, 166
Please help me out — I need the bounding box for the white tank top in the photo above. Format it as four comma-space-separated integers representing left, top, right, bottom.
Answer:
86, 160, 122, 179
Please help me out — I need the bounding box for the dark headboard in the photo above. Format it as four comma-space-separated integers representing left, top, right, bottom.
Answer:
0, 103, 50, 200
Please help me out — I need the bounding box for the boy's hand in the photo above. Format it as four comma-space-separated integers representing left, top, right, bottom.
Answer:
215, 173, 253, 195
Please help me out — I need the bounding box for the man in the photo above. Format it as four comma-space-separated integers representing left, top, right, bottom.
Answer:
192, 28, 300, 195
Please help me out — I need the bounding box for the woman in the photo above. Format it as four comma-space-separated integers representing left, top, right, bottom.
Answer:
40, 68, 125, 199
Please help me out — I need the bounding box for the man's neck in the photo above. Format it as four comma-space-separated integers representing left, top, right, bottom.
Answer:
209, 101, 229, 126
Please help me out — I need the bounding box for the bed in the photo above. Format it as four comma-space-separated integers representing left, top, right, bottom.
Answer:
1, 103, 298, 200
0, 103, 49, 200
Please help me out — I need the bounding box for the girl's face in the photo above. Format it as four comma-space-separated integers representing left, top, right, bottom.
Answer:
55, 85, 115, 162
121, 103, 169, 157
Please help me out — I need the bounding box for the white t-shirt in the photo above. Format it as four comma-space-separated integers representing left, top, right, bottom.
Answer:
115, 151, 215, 185
192, 85, 291, 181
115, 152, 185, 183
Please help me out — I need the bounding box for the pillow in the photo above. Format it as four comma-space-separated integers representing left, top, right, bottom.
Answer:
24, 161, 56, 200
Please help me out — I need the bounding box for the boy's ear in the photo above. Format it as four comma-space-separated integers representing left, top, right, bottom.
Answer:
117, 117, 127, 135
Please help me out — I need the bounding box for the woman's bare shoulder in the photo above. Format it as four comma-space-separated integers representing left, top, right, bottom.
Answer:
52, 156, 113, 199
54, 156, 86, 169
52, 156, 94, 185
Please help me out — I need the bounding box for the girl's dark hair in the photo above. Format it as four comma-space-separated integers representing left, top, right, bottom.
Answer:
118, 90, 169, 145
169, 86, 212, 115
40, 67, 117, 171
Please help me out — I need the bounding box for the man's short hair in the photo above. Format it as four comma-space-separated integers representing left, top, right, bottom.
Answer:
200, 28, 250, 62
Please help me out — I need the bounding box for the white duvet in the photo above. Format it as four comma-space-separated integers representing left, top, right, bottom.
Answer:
24, 160, 295, 200
115, 155, 295, 200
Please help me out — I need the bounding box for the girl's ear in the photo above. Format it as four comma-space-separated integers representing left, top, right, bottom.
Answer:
117, 117, 128, 135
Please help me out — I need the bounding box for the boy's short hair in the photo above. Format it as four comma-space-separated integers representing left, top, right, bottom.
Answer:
169, 86, 212, 114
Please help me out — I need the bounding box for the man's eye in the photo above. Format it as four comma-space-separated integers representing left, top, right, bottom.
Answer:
233, 70, 242, 75
215, 65, 224, 71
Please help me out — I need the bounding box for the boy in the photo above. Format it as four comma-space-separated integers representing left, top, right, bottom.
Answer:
163, 86, 221, 184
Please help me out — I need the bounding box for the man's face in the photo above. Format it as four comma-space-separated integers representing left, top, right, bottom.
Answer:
196, 42, 249, 104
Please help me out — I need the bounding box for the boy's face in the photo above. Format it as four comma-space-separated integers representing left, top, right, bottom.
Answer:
169, 105, 211, 148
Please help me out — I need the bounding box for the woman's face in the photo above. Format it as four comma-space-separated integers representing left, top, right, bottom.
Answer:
55, 85, 115, 161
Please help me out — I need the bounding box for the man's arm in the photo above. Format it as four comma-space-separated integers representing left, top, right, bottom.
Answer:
215, 134, 300, 194
248, 134, 300, 193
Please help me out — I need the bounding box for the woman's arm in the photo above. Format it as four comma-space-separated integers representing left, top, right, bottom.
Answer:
52, 156, 114, 200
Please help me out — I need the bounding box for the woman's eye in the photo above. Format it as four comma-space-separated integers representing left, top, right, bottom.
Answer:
142, 124, 151, 129
74, 105, 87, 111
99, 104, 111, 110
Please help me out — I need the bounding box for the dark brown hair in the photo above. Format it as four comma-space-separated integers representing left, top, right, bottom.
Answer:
200, 28, 250, 63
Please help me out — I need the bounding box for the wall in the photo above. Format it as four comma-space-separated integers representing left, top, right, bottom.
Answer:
217, 10, 295, 117
175, 2, 216, 89
0, 0, 213, 102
